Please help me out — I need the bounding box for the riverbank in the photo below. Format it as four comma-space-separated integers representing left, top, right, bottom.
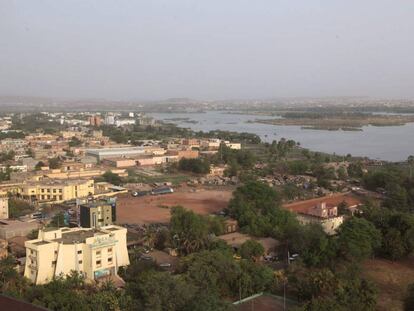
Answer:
253, 114, 414, 131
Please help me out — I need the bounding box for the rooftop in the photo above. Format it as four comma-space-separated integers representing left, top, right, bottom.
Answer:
25, 178, 92, 187
54, 229, 103, 244
283, 193, 362, 215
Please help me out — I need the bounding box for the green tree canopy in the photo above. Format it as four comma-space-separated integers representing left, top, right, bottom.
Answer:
337, 218, 381, 261
239, 239, 265, 261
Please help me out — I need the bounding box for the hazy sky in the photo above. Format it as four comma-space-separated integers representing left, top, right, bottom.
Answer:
1, 1, 414, 100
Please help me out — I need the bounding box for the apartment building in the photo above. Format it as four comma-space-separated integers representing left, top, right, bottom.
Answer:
0, 138, 28, 152
19, 179, 94, 203
88, 115, 102, 127
24, 225, 129, 284
0, 197, 8, 219
80, 201, 116, 229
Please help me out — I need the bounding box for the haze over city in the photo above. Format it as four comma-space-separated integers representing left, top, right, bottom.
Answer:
1, 0, 414, 100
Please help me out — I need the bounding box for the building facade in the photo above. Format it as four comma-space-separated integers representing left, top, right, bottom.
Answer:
0, 197, 9, 219
19, 179, 94, 203
80, 201, 116, 229
24, 225, 129, 285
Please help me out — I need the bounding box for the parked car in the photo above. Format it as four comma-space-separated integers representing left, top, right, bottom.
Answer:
159, 263, 172, 268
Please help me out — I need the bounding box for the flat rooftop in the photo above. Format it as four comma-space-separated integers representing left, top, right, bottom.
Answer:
33, 240, 50, 246
86, 147, 145, 155
54, 229, 104, 244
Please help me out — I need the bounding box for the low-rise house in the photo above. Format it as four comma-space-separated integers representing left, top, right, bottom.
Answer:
102, 158, 137, 168
283, 193, 361, 235
218, 232, 280, 257
200, 139, 221, 150
224, 141, 242, 150
167, 149, 199, 160
24, 225, 129, 285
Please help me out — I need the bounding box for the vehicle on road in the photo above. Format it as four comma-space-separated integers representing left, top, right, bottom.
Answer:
151, 187, 174, 195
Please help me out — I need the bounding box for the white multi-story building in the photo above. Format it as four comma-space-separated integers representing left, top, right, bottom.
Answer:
24, 225, 129, 284
104, 114, 115, 125
115, 119, 136, 127
0, 197, 8, 219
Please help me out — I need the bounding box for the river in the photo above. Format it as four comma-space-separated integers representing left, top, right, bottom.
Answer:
149, 111, 414, 162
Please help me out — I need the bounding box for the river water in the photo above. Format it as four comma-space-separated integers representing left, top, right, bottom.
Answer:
149, 111, 414, 162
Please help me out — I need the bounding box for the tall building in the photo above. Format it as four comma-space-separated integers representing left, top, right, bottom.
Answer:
104, 113, 115, 125
80, 200, 116, 229
24, 225, 129, 285
88, 115, 102, 127
0, 197, 8, 219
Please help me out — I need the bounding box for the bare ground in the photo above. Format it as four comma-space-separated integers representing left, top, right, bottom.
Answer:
116, 188, 232, 224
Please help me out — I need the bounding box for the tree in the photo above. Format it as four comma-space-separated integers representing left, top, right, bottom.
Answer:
182, 250, 238, 298
8, 199, 34, 218
337, 201, 350, 216
337, 218, 381, 261
48, 157, 62, 169
239, 240, 264, 261
408, 155, 414, 179
337, 167, 347, 180
381, 228, 406, 260
0, 256, 27, 294
405, 283, 414, 311
48, 212, 65, 228
291, 224, 337, 268
102, 171, 123, 186
348, 162, 364, 178
126, 270, 196, 311
35, 161, 46, 170
228, 181, 299, 239
383, 183, 409, 212
287, 160, 309, 175
68, 136, 82, 147
178, 158, 210, 174
170, 206, 209, 255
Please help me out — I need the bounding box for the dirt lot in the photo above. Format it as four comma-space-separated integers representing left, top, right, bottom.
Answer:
116, 188, 232, 224
363, 257, 414, 311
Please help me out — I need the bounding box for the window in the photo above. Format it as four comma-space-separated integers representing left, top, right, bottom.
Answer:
96, 251, 101, 257
78, 260, 82, 264
108, 257, 113, 263
54, 250, 58, 255
77, 250, 82, 254
53, 189, 56, 193
47, 189, 50, 193
96, 260, 101, 267
108, 248, 112, 254
51, 260, 57, 267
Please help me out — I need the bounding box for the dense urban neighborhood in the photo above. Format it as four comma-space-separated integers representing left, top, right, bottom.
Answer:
0, 108, 411, 311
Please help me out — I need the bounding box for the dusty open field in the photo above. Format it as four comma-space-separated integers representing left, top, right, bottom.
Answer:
117, 188, 232, 224
363, 257, 414, 311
